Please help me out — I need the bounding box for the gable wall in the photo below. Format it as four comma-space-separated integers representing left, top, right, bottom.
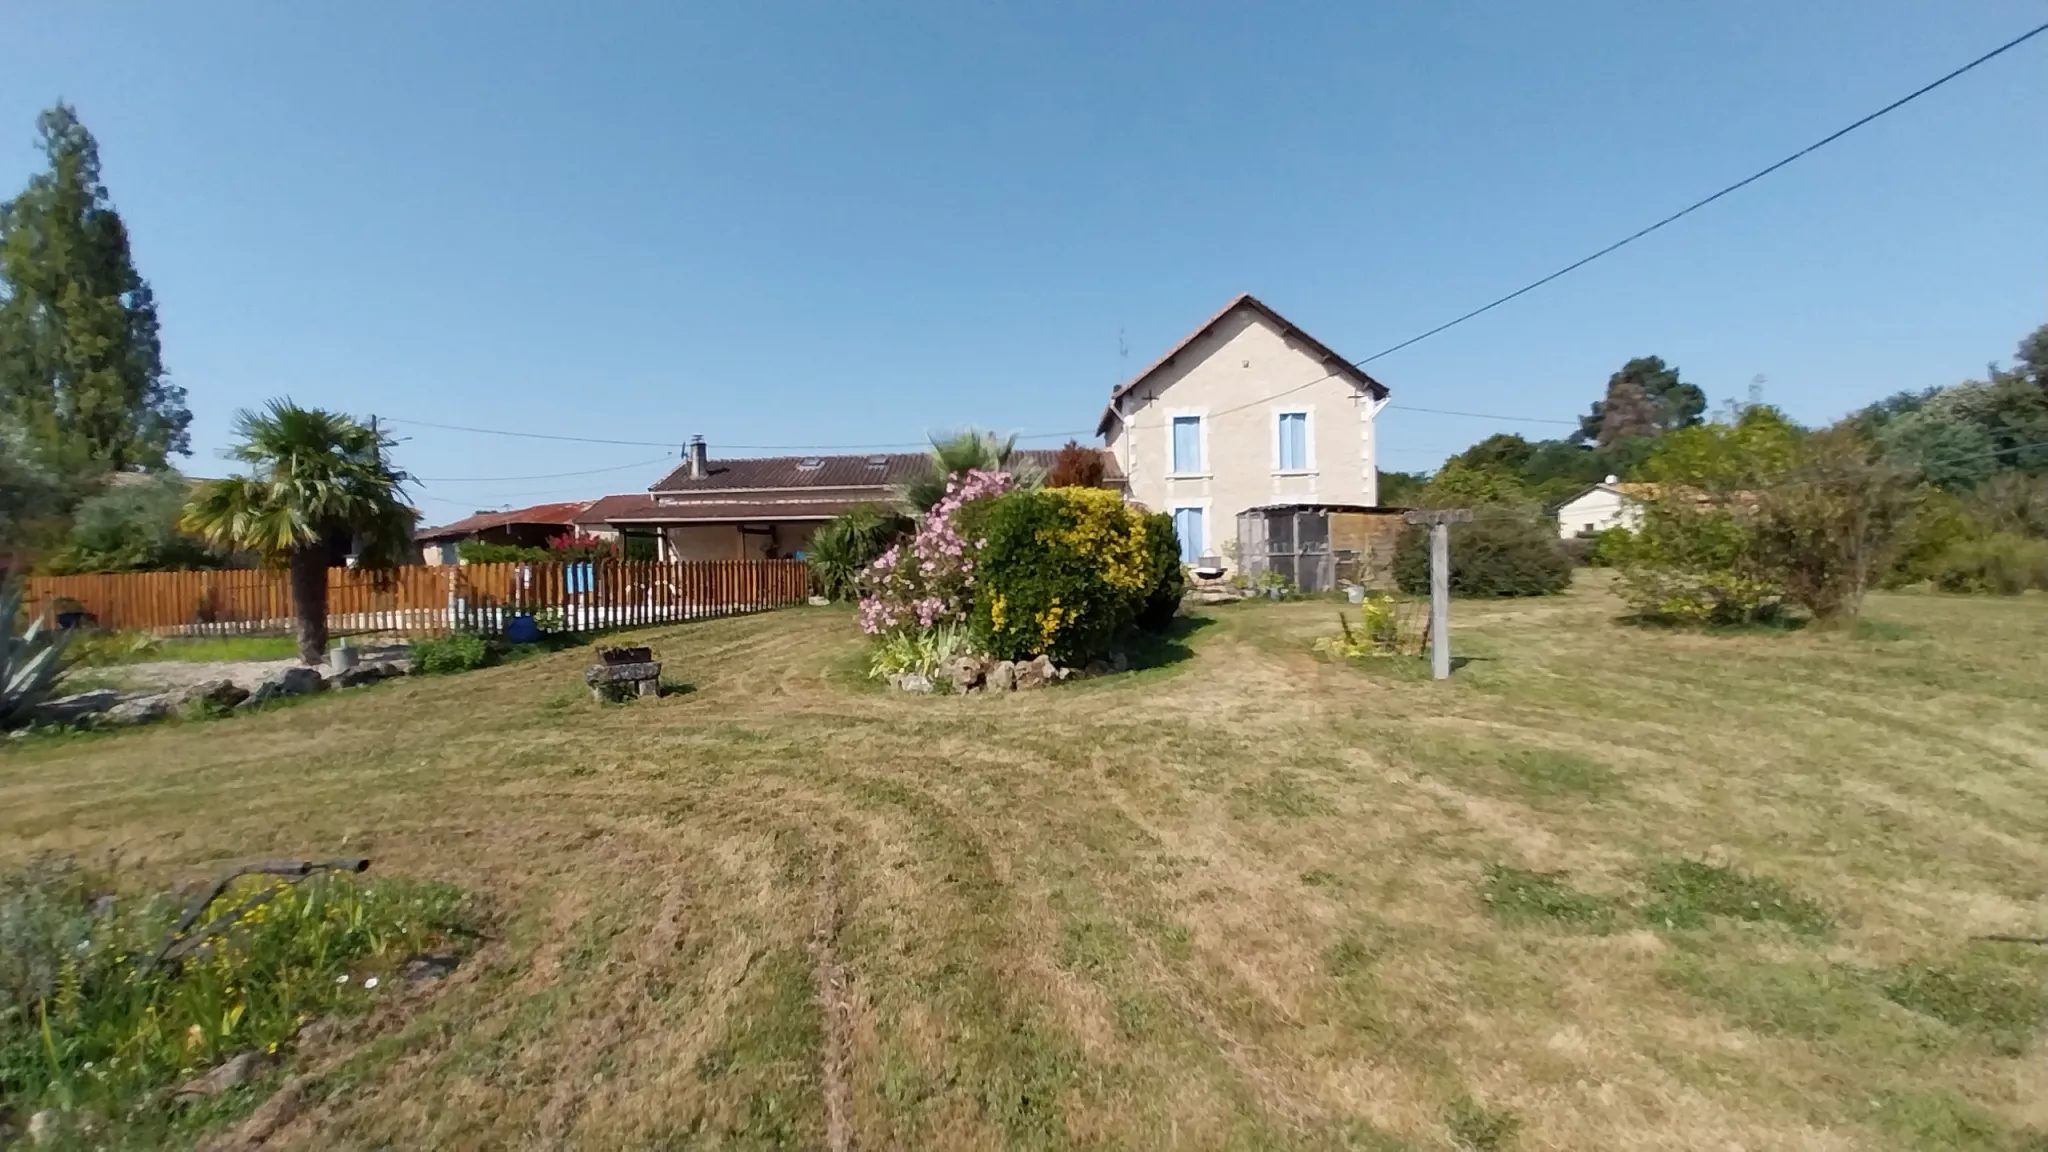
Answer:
1104, 308, 1381, 563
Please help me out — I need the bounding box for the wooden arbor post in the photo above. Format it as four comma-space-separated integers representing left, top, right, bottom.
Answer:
1403, 509, 1473, 680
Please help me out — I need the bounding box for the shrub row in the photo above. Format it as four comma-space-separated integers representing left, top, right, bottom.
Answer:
1393, 513, 1573, 598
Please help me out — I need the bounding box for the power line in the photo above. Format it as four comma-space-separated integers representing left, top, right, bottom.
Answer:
1357, 19, 2048, 365
385, 415, 1096, 452
1124, 21, 2048, 435
411, 455, 675, 483
1387, 405, 1578, 426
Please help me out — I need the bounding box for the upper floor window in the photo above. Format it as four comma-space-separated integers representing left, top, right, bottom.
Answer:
1171, 415, 1203, 474
1276, 411, 1308, 471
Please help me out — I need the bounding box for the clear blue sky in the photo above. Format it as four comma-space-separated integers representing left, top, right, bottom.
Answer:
5, 1, 2044, 523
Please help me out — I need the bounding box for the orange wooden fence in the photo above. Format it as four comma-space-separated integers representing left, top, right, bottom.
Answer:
21, 560, 812, 637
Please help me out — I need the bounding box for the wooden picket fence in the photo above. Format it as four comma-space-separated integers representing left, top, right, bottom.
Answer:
20, 559, 812, 637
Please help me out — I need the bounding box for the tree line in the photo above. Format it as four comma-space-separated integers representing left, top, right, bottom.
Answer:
2, 104, 414, 664
1384, 328, 2048, 621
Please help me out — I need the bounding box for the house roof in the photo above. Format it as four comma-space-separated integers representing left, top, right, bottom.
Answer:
1097, 293, 1390, 435
572, 494, 661, 526
1558, 481, 1755, 509
647, 446, 1118, 493
650, 452, 929, 493
415, 501, 593, 542
604, 499, 884, 525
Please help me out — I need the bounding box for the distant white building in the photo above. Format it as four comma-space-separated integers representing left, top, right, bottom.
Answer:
1554, 477, 1653, 538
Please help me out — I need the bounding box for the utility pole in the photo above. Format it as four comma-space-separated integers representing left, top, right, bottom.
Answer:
1404, 508, 1472, 680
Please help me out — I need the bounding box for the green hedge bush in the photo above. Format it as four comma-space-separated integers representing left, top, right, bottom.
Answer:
411, 631, 493, 674
970, 488, 1155, 665
1394, 512, 1572, 597
807, 504, 911, 601
1932, 533, 2048, 594
1609, 501, 1783, 625
1135, 510, 1186, 632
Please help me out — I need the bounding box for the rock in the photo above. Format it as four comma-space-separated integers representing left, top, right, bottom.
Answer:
944, 655, 985, 694
173, 1051, 269, 1103
1109, 651, 1130, 674
1026, 654, 1058, 687
36, 689, 122, 723
175, 679, 249, 710
986, 661, 1017, 692
890, 672, 933, 694
1013, 659, 1046, 690
294, 1016, 343, 1047
240, 664, 326, 709
1082, 660, 1108, 678
27, 1110, 56, 1145
223, 1072, 312, 1148
274, 665, 326, 696
105, 694, 174, 726
400, 950, 461, 983
332, 660, 405, 689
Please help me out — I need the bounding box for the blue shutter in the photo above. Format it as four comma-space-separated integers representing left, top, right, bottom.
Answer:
1278, 412, 1307, 470
1172, 416, 1202, 473
1172, 507, 1204, 564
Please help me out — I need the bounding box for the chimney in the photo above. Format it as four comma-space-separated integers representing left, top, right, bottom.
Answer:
687, 435, 708, 480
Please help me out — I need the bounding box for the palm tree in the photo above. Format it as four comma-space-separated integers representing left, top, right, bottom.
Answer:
181, 402, 415, 665
901, 429, 1041, 512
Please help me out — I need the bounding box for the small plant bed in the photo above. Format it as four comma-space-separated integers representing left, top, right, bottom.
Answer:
1311, 593, 1427, 661
0, 855, 478, 1146
853, 469, 1185, 696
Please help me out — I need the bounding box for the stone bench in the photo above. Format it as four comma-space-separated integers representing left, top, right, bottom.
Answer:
586, 646, 662, 702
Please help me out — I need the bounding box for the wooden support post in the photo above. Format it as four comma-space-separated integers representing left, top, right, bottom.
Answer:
1403, 509, 1473, 680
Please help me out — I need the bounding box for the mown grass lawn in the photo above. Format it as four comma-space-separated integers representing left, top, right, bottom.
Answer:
5, 577, 2047, 1150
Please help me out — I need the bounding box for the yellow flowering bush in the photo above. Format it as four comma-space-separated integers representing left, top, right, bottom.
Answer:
970, 488, 1163, 664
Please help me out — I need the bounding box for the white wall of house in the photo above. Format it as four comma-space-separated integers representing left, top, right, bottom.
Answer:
1103, 307, 1381, 565
1555, 487, 1643, 537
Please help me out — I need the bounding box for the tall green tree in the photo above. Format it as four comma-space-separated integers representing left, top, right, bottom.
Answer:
1444, 432, 1535, 476
181, 402, 414, 664
45, 472, 223, 574
0, 104, 188, 473
2016, 322, 2048, 394
1641, 405, 1803, 492
1594, 376, 1661, 448
1577, 356, 1706, 444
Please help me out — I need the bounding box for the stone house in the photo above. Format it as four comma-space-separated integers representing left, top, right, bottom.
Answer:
1098, 294, 1390, 568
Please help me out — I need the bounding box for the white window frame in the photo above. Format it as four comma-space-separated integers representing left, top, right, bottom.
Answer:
1165, 408, 1210, 479
1272, 405, 1315, 475
1170, 500, 1211, 563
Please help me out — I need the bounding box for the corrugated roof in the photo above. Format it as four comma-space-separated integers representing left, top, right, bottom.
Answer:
572, 494, 660, 525
415, 501, 592, 542
604, 499, 884, 524
647, 447, 1118, 493
650, 452, 928, 493
1096, 293, 1389, 435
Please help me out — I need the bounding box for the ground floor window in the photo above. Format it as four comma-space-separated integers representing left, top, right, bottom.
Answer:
1172, 506, 1205, 564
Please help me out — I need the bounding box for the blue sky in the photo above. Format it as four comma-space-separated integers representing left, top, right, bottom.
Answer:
4, 1, 2044, 523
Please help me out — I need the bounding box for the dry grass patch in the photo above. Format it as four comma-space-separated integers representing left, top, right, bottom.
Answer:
4, 583, 2047, 1148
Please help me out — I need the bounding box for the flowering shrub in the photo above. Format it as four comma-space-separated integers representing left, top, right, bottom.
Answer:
546, 532, 621, 562
857, 469, 1013, 635
971, 487, 1157, 665
0, 856, 475, 1136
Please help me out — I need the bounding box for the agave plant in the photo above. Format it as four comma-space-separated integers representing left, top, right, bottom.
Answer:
2, 584, 71, 728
